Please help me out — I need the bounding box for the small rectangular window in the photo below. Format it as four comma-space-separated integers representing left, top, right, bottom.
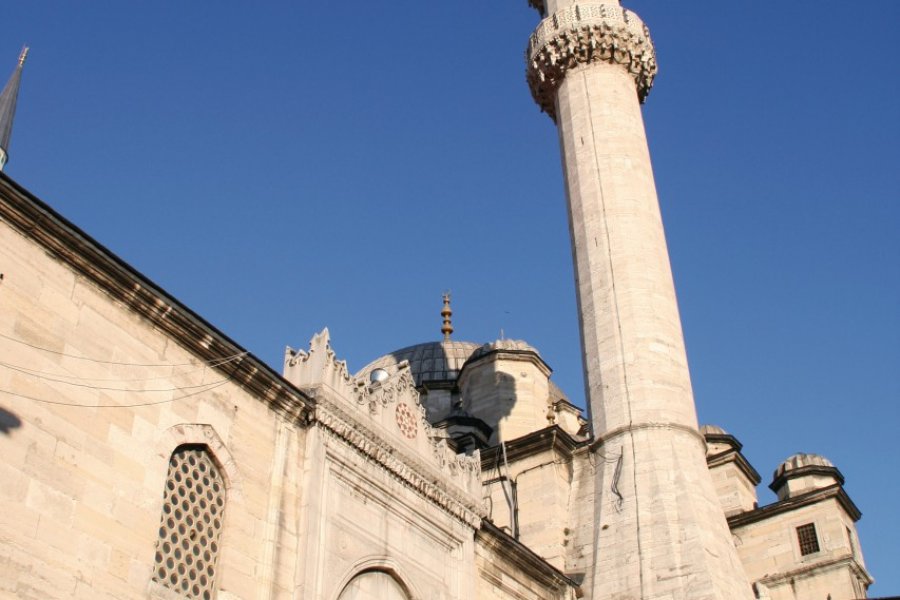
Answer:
796, 523, 820, 556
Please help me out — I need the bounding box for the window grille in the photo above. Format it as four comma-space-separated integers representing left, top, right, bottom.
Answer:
796, 523, 820, 556
153, 445, 226, 599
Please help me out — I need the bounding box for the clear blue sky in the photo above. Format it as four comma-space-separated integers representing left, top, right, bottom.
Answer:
4, 1, 898, 593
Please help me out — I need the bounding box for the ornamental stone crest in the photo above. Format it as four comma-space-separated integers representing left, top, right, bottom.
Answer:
283, 329, 484, 526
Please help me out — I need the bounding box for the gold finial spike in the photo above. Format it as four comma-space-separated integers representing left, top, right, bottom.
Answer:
441, 292, 454, 341
18, 46, 29, 67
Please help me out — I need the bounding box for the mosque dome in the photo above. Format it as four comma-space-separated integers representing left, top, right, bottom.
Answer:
469, 339, 541, 362
773, 453, 836, 479
700, 424, 729, 436
356, 340, 482, 388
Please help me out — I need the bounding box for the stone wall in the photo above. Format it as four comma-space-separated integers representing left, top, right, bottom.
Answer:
475, 524, 576, 600
0, 176, 581, 599
731, 496, 870, 600
0, 211, 309, 599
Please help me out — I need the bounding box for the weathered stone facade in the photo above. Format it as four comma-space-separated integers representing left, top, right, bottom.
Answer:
0, 2, 875, 599
0, 176, 579, 599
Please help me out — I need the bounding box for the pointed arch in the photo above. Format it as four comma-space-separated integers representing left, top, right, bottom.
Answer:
333, 557, 420, 600
155, 423, 242, 500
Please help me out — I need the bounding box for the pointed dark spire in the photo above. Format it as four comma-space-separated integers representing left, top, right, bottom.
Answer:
0, 47, 29, 171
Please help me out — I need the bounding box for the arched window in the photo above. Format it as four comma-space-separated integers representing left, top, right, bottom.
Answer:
152, 445, 226, 599
337, 570, 410, 600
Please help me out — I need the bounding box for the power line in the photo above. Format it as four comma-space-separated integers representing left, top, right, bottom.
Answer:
0, 352, 247, 384
0, 360, 230, 392
0, 379, 230, 408
0, 331, 247, 368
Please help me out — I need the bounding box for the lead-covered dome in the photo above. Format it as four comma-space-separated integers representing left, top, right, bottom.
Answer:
469, 339, 541, 363
770, 453, 844, 499
700, 424, 728, 436
774, 453, 835, 478
356, 340, 481, 387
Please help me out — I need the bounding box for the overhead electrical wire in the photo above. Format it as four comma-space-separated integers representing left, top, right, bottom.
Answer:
0, 360, 231, 392
0, 330, 247, 368
0, 331, 248, 408
0, 379, 230, 408
0, 352, 247, 384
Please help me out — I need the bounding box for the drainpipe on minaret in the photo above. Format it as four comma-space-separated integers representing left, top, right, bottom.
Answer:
0, 47, 29, 172
524, 2, 753, 599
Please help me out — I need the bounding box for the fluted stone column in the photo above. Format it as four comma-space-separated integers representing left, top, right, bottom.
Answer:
525, 2, 754, 598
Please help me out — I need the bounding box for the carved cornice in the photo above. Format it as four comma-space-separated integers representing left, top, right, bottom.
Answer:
480, 425, 583, 469
707, 448, 763, 486
313, 392, 485, 528
477, 521, 579, 593
755, 554, 873, 588
0, 173, 314, 424
728, 484, 862, 528
769, 463, 845, 494
526, 3, 657, 119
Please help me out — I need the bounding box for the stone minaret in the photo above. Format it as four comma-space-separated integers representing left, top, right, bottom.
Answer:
0, 47, 28, 172
524, 2, 753, 598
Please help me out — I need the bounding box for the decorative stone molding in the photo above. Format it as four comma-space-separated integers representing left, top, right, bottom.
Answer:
155, 423, 244, 500
332, 558, 423, 600
526, 3, 657, 119
315, 394, 484, 528
284, 329, 484, 528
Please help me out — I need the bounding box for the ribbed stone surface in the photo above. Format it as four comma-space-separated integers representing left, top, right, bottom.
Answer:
357, 340, 481, 386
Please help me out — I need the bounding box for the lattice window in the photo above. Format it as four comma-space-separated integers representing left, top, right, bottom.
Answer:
153, 445, 226, 599
796, 522, 820, 556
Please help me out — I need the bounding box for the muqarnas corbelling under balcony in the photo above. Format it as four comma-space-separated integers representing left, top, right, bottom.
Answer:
526, 4, 657, 119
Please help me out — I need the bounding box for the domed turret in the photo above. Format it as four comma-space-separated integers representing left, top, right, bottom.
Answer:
770, 453, 844, 501
700, 424, 745, 458
470, 338, 540, 360
457, 338, 553, 445
701, 425, 760, 516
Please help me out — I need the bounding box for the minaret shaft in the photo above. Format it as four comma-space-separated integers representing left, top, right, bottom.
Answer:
526, 4, 753, 598
558, 63, 695, 434
558, 61, 751, 600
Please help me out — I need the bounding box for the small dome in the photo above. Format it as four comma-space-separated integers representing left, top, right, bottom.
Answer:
700, 424, 728, 436
470, 339, 540, 361
775, 453, 835, 478
356, 340, 481, 387
770, 453, 843, 497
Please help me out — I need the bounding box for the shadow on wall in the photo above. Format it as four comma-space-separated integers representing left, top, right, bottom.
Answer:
0, 406, 21, 434
461, 362, 518, 446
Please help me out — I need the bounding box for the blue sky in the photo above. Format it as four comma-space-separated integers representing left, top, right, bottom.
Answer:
4, 1, 898, 593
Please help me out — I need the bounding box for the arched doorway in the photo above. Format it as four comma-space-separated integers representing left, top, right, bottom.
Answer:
337, 569, 410, 600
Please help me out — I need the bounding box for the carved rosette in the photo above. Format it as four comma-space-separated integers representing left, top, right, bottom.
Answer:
526, 3, 657, 120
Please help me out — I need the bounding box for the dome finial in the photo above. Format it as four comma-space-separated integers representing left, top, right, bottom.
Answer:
441, 292, 453, 341
18, 46, 28, 67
